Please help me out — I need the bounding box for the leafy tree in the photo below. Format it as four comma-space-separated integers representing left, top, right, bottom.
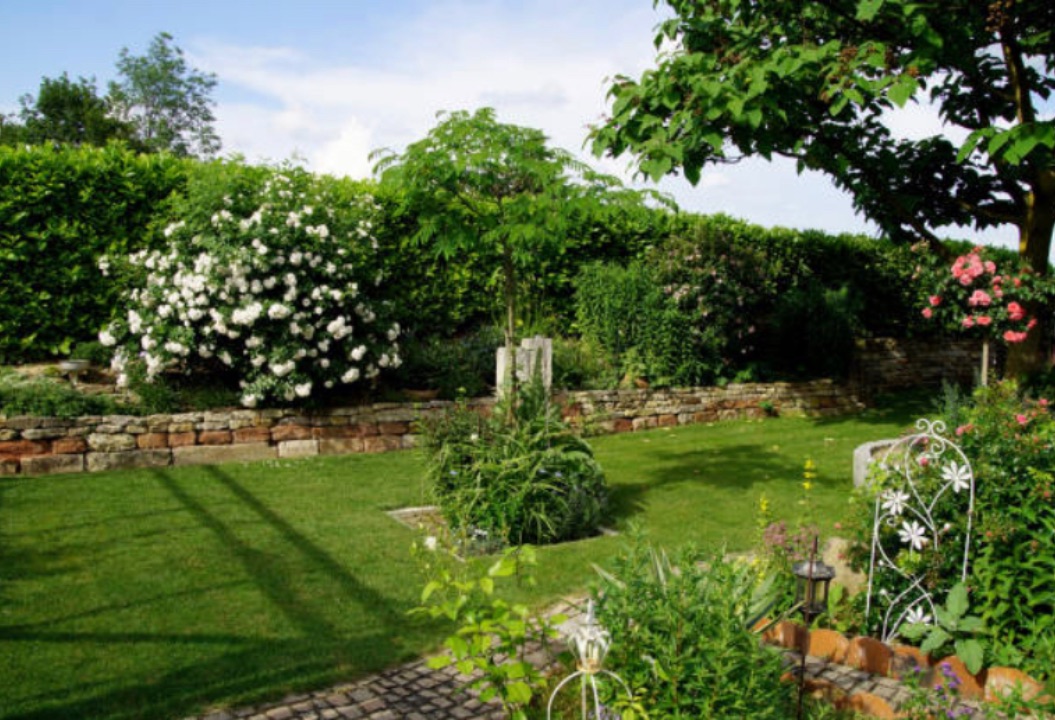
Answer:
18, 73, 135, 147
0, 113, 27, 146
373, 107, 667, 390
109, 31, 220, 157
591, 2, 1054, 277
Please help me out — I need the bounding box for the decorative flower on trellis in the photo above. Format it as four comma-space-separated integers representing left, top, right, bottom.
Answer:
865, 419, 976, 642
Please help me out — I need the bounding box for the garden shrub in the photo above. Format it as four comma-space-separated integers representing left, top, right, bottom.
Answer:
101, 161, 402, 407
574, 261, 705, 387
593, 537, 794, 719
0, 143, 187, 362
419, 382, 608, 546
0, 369, 128, 418
390, 325, 501, 399
766, 281, 861, 378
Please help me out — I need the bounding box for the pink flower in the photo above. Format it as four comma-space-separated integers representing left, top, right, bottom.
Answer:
928, 295, 942, 307
1027, 319, 1037, 330
1004, 330, 1028, 343
1013, 277, 1022, 288
962, 316, 976, 329
922, 308, 933, 319
993, 285, 1004, 298
984, 260, 997, 274
1007, 302, 1025, 321
968, 290, 992, 307
1039, 398, 1049, 408
955, 424, 974, 436
976, 315, 992, 327
1016, 414, 1029, 426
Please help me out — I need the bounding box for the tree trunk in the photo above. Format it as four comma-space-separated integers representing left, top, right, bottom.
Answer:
502, 242, 518, 408
1006, 174, 1055, 378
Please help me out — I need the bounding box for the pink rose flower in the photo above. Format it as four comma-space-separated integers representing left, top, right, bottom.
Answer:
1007, 301, 1025, 321
1016, 414, 1029, 426
1004, 330, 1028, 343
976, 315, 992, 326
962, 316, 976, 328
984, 260, 997, 274
922, 308, 933, 319
968, 290, 992, 307
928, 295, 942, 307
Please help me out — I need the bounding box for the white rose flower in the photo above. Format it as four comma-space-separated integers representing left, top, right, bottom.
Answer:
294, 381, 312, 398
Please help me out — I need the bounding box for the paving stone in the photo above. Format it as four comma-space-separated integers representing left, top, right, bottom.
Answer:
264, 707, 294, 720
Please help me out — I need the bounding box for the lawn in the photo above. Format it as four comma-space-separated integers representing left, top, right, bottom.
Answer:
0, 394, 926, 720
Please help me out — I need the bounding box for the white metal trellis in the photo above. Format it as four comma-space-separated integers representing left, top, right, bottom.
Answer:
547, 600, 632, 720
864, 418, 976, 643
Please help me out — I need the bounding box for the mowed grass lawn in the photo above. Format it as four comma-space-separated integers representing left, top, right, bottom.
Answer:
0, 395, 925, 720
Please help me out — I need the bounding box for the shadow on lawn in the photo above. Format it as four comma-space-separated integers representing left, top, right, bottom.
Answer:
0, 465, 424, 720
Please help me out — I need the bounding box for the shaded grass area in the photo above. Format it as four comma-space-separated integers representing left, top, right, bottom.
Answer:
0, 394, 927, 720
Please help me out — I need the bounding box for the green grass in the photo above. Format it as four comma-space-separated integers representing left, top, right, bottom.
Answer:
0, 394, 927, 720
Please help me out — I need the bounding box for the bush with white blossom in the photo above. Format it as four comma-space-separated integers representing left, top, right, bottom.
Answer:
100, 163, 401, 407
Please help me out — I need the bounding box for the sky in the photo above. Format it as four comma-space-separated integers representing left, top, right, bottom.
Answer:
0, 0, 1014, 248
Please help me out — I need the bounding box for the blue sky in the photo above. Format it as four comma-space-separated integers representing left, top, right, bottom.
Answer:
1, 0, 1015, 247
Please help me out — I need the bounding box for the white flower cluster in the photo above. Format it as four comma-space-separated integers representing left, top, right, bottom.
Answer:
101, 165, 402, 406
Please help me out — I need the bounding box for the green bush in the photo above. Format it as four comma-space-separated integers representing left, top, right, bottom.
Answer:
767, 282, 861, 378
0, 144, 187, 362
0, 369, 128, 417
419, 382, 608, 546
390, 326, 501, 399
594, 537, 794, 719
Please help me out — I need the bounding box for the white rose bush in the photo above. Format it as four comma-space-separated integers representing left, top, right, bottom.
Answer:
101, 164, 401, 407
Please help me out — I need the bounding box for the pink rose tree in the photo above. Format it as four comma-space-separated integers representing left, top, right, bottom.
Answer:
922, 246, 1050, 384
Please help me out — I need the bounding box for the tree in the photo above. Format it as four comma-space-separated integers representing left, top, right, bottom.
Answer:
591, 2, 1055, 271
18, 73, 135, 147
109, 31, 220, 157
373, 107, 667, 392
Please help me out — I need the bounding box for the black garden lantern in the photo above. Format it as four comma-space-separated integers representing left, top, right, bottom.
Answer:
791, 556, 835, 622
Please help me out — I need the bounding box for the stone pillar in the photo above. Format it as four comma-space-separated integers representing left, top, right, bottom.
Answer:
496, 335, 553, 398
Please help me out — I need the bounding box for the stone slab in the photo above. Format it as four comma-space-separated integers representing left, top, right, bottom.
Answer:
278, 439, 319, 458
319, 438, 364, 455
173, 443, 275, 466
87, 432, 136, 453
21, 453, 85, 476
86, 450, 171, 473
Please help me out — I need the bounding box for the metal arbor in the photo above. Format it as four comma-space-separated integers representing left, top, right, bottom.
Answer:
864, 419, 976, 642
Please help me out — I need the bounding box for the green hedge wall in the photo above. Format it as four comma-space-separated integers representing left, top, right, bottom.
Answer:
0, 144, 188, 362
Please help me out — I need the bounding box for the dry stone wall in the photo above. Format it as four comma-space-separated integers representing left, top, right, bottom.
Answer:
1, 380, 860, 477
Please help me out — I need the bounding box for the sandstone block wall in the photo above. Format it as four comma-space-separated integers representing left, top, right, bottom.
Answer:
1, 380, 859, 477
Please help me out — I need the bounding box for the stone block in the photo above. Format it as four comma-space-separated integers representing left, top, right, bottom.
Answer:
198, 430, 232, 445
632, 416, 658, 431
313, 425, 359, 440
0, 439, 50, 458
86, 450, 171, 473
378, 421, 410, 436
168, 432, 197, 447
354, 422, 379, 437
136, 433, 169, 449
318, 438, 365, 456
931, 655, 984, 700
612, 418, 633, 433
3, 416, 44, 430
272, 424, 312, 442
401, 434, 418, 450
1, 458, 20, 475
657, 414, 678, 428
21, 453, 84, 476
0, 429, 18, 441
985, 666, 1048, 704
233, 427, 271, 444
87, 433, 136, 453
53, 436, 88, 454
173, 443, 274, 466
22, 428, 67, 440
363, 435, 402, 453
836, 692, 896, 719
277, 439, 318, 458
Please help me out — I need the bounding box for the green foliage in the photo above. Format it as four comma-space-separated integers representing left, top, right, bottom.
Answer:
390, 326, 501, 399
593, 536, 794, 719
411, 543, 563, 720
108, 31, 220, 157
419, 382, 609, 546
0, 143, 188, 363
767, 281, 861, 379
374, 107, 668, 385
899, 582, 986, 674
18, 73, 136, 148
0, 369, 127, 418
591, 0, 1055, 271
574, 261, 705, 387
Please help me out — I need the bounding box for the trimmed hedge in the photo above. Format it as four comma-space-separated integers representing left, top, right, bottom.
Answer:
0, 144, 188, 362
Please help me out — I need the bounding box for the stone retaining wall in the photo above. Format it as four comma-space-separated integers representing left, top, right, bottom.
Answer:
0, 379, 861, 477
853, 337, 981, 395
